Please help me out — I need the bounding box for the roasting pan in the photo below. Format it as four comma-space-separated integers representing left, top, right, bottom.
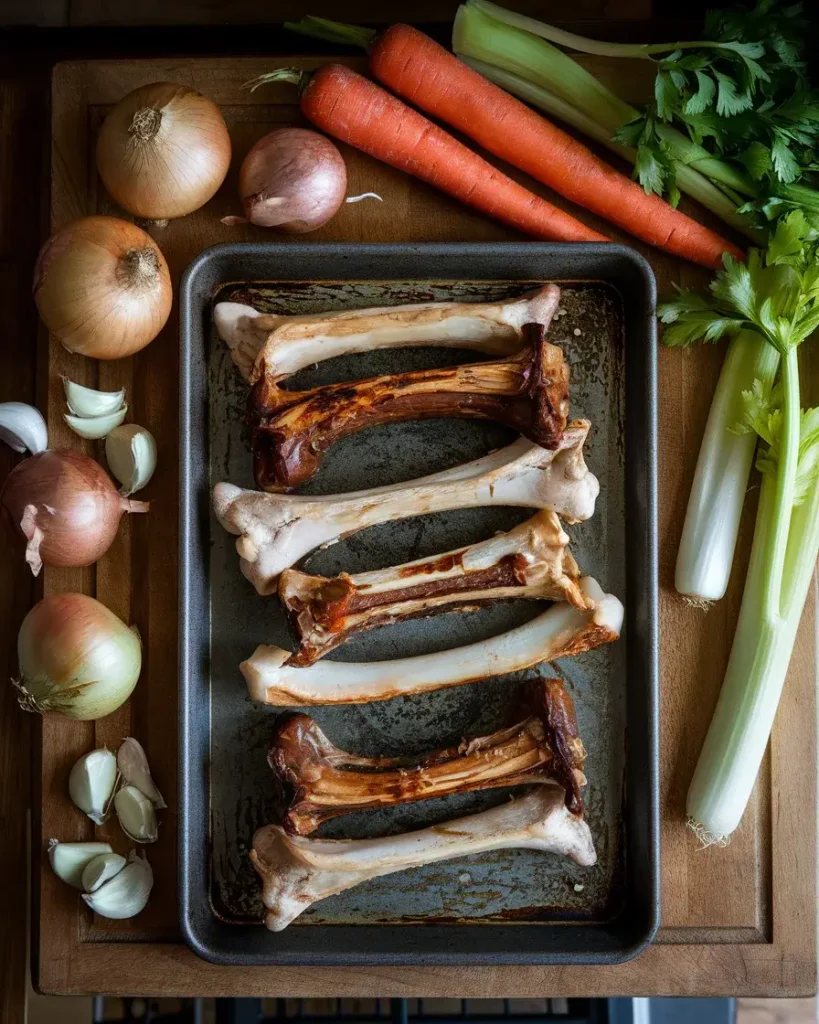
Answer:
179, 242, 659, 966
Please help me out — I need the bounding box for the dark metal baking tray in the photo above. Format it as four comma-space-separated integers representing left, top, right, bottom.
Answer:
179, 242, 659, 966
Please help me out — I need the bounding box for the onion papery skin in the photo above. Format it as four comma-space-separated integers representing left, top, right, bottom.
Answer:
97, 82, 231, 220
16, 593, 142, 720
0, 449, 148, 575
238, 127, 347, 233
34, 216, 172, 360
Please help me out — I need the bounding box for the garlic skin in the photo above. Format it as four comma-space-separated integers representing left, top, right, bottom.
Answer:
114, 784, 158, 843
82, 851, 127, 893
64, 405, 128, 441
48, 840, 113, 889
68, 748, 119, 825
63, 379, 126, 419
0, 402, 48, 455
105, 424, 157, 495
82, 850, 153, 919
117, 737, 166, 809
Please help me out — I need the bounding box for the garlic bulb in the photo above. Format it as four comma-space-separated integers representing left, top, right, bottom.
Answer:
63, 379, 126, 419
64, 405, 128, 440
117, 737, 166, 808
82, 850, 153, 919
105, 425, 157, 495
82, 852, 127, 893
114, 784, 158, 843
0, 402, 47, 455
68, 748, 118, 825
48, 839, 113, 889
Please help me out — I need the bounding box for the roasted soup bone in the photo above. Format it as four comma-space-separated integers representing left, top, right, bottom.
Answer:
213, 420, 599, 596
249, 323, 570, 491
213, 283, 561, 383
269, 677, 588, 835
241, 576, 623, 705
251, 784, 597, 931
279, 510, 591, 666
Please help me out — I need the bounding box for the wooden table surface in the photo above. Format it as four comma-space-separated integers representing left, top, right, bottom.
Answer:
0, 3, 815, 1015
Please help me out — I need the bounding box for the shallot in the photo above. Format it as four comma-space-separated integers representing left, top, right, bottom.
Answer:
228, 127, 347, 232
0, 449, 148, 575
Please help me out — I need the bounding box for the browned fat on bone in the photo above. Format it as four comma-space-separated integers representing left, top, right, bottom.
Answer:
269, 678, 587, 836
279, 510, 590, 666
248, 322, 569, 491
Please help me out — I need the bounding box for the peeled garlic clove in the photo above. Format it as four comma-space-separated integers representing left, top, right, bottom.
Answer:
114, 784, 158, 843
0, 402, 48, 454
82, 849, 153, 919
64, 405, 128, 440
48, 839, 113, 889
68, 748, 118, 825
82, 851, 127, 893
63, 378, 126, 418
105, 424, 157, 495
117, 737, 166, 809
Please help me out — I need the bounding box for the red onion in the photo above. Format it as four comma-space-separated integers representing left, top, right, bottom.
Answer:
232, 128, 347, 233
0, 449, 148, 576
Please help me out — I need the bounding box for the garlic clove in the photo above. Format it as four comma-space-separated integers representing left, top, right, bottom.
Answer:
63, 378, 126, 419
64, 406, 128, 441
82, 852, 127, 893
116, 737, 166, 809
82, 849, 153, 919
69, 748, 118, 825
48, 839, 113, 889
0, 402, 48, 455
114, 784, 158, 843
105, 424, 157, 496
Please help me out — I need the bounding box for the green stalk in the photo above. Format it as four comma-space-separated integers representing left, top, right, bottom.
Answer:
760, 345, 800, 621
468, 0, 754, 59
458, 56, 763, 242
675, 330, 780, 602
687, 465, 819, 842
284, 15, 376, 49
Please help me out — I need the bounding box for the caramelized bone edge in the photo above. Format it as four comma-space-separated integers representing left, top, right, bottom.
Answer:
251, 784, 596, 931
270, 678, 587, 835
241, 576, 623, 705
249, 323, 570, 492
213, 421, 598, 596
279, 510, 590, 666
213, 285, 561, 383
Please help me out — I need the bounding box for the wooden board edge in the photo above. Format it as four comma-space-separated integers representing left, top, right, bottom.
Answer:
35, 940, 816, 999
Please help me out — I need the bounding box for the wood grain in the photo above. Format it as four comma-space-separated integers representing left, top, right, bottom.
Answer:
34, 55, 816, 997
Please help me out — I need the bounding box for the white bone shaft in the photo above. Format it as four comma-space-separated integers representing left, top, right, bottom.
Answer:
251, 785, 596, 930
213, 422, 598, 595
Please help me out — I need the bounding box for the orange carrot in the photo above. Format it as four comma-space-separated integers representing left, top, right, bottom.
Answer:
369, 24, 743, 270
268, 65, 607, 244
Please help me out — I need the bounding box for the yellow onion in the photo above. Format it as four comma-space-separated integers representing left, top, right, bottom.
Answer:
15, 593, 142, 720
97, 82, 231, 220
34, 216, 172, 360
0, 449, 148, 576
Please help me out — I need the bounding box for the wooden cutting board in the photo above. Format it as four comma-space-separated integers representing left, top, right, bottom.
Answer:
35, 55, 816, 996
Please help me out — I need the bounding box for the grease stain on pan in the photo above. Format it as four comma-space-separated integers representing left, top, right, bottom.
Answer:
208, 278, 625, 926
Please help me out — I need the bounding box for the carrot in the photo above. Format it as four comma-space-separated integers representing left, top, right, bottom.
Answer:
261, 65, 607, 244
368, 24, 743, 269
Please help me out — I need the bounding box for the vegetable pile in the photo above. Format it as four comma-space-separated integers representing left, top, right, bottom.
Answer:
442, 0, 819, 843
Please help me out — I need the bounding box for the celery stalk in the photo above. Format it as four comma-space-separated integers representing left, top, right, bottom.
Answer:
675, 331, 780, 602
687, 464, 819, 842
